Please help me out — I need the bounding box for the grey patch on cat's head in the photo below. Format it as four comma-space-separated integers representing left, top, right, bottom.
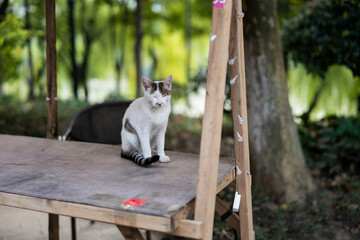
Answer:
142, 75, 172, 96
124, 118, 137, 135
158, 82, 171, 96
149, 82, 158, 94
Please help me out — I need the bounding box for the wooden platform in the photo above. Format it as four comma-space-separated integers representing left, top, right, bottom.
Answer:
0, 134, 234, 235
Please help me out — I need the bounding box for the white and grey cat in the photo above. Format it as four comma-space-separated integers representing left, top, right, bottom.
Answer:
121, 75, 172, 166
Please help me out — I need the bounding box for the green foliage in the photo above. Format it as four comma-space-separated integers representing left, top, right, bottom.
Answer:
299, 116, 360, 176
282, 0, 360, 77
0, 96, 88, 137
288, 63, 358, 118
0, 14, 27, 83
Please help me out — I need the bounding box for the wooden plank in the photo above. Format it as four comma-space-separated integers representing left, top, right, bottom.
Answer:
215, 196, 240, 233
117, 226, 144, 240
0, 192, 203, 239
168, 219, 203, 239
45, 0, 57, 139
217, 169, 236, 194
0, 135, 234, 237
194, 1, 233, 239
0, 135, 232, 219
48, 213, 59, 240
0, 192, 173, 232
228, 0, 254, 239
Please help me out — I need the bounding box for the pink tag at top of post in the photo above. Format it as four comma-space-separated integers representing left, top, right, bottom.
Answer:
213, 0, 227, 8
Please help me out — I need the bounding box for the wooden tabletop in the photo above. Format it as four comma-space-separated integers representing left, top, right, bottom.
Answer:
0, 134, 234, 232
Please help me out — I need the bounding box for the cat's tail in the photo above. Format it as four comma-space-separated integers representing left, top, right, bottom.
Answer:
121, 150, 159, 166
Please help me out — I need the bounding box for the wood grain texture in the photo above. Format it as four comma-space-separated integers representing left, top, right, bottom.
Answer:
0, 134, 233, 235
45, 0, 57, 139
228, 0, 254, 239
215, 196, 240, 233
194, 1, 233, 239
117, 226, 144, 240
48, 213, 59, 240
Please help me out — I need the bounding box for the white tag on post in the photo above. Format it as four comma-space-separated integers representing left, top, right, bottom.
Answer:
232, 191, 241, 212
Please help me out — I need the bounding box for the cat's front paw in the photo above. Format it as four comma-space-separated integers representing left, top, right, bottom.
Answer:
159, 155, 170, 163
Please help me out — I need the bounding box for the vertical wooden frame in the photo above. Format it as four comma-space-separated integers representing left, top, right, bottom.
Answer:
46, 0, 58, 139
228, 0, 254, 239
46, 0, 59, 239
194, 1, 233, 239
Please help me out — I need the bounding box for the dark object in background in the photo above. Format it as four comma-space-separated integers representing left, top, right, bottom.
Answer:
60, 100, 132, 144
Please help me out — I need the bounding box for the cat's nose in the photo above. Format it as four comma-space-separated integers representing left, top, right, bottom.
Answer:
156, 102, 163, 107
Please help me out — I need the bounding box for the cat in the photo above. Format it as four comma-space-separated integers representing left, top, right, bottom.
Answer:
121, 75, 172, 166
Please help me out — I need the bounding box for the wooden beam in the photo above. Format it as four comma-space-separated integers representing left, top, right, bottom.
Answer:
45, 0, 57, 139
168, 219, 203, 239
48, 213, 59, 240
215, 196, 240, 233
228, 0, 254, 239
45, 0, 59, 239
117, 226, 145, 240
194, 1, 233, 239
0, 192, 173, 232
217, 168, 236, 194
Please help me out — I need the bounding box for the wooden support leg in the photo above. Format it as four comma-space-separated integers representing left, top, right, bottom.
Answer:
48, 214, 59, 240
117, 225, 145, 240
71, 217, 77, 240
215, 196, 240, 233
228, 0, 254, 239
194, 1, 233, 239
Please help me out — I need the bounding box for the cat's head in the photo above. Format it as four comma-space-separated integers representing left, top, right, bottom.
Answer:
142, 75, 172, 108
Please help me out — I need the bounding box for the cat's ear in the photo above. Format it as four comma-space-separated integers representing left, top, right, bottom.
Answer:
141, 76, 152, 92
164, 75, 172, 90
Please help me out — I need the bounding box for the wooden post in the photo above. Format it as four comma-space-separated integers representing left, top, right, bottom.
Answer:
46, 0, 58, 139
228, 0, 254, 239
48, 213, 59, 240
46, 0, 59, 239
194, 1, 233, 239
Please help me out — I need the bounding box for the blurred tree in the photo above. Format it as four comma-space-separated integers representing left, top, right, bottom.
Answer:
25, 0, 35, 100
243, 0, 315, 204
108, 0, 129, 94
58, 0, 105, 99
282, 0, 360, 119
30, 0, 46, 98
0, 0, 9, 23
0, 12, 27, 96
135, 0, 143, 97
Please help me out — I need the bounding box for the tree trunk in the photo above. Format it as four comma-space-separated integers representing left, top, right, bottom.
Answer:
243, 0, 315, 204
0, 75, 2, 96
113, 2, 129, 94
79, 36, 91, 100
185, 0, 192, 82
300, 80, 325, 124
0, 0, 9, 23
25, 0, 35, 100
68, 0, 78, 99
0, 0, 8, 96
135, 0, 143, 97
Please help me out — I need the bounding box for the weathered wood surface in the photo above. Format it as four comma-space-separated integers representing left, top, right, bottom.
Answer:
228, 0, 254, 239
194, 0, 233, 239
117, 226, 145, 240
0, 135, 233, 223
45, 0, 58, 139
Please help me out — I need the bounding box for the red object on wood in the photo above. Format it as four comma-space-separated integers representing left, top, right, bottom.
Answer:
122, 198, 147, 207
